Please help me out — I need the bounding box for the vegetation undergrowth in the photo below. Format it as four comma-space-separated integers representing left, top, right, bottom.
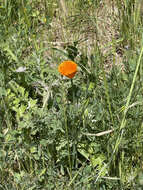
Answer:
1, 0, 143, 189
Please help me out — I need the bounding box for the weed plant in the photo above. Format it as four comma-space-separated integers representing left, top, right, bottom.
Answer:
0, 0, 143, 189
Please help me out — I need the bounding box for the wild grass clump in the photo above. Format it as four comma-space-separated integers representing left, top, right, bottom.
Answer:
1, 0, 143, 189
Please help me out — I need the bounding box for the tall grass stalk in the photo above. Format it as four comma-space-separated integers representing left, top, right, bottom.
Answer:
100, 51, 115, 127
114, 43, 143, 152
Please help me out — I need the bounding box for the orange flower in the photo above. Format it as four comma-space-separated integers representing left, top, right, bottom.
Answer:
58, 60, 77, 79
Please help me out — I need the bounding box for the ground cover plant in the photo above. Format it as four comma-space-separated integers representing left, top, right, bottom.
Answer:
1, 0, 143, 189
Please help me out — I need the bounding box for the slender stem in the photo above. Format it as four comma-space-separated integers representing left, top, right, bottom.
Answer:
63, 83, 72, 179
70, 79, 74, 102
114, 44, 143, 152
101, 61, 114, 127
71, 78, 73, 87
70, 78, 77, 169
64, 105, 72, 179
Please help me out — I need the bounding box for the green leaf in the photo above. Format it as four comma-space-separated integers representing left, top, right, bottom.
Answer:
40, 139, 49, 146
30, 146, 37, 153
0, 87, 6, 96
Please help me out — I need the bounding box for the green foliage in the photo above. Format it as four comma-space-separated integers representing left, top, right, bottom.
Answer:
1, 0, 143, 189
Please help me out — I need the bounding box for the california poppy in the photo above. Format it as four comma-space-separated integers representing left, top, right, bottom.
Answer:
58, 60, 77, 79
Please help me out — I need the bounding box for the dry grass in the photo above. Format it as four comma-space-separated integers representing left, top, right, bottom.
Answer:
40, 0, 124, 70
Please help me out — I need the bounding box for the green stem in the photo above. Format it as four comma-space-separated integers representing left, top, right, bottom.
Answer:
114, 44, 143, 152
70, 79, 75, 102
63, 84, 72, 179
64, 106, 72, 179
101, 62, 114, 127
